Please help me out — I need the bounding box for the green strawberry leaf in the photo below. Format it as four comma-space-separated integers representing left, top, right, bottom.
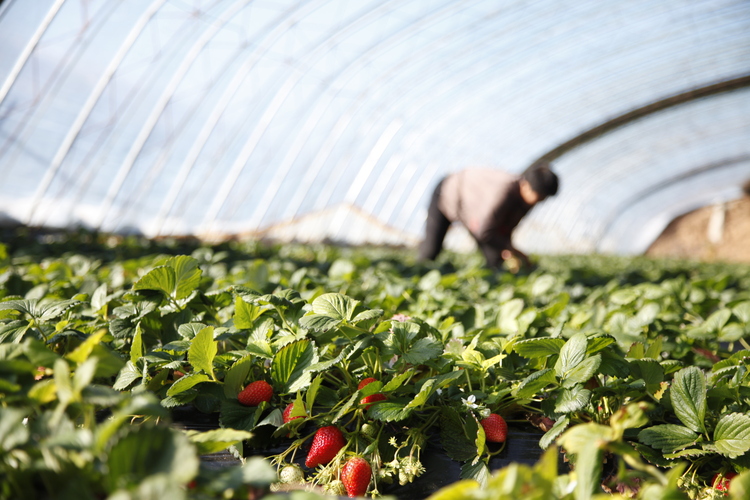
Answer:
574, 440, 603, 500
177, 322, 207, 340
629, 359, 664, 385
271, 339, 318, 393
638, 424, 699, 452
561, 354, 601, 388
369, 401, 410, 422
513, 338, 566, 358
106, 425, 198, 489
65, 330, 106, 365
498, 298, 525, 334
540, 415, 570, 449
169, 255, 203, 301
133, 256, 202, 301
129, 323, 143, 365
554, 332, 588, 375
460, 460, 490, 487
133, 266, 174, 298
440, 408, 476, 461
382, 369, 414, 392
113, 361, 141, 391
188, 327, 217, 379
531, 274, 557, 296
554, 386, 591, 413
333, 393, 360, 423
234, 296, 263, 329
220, 399, 258, 431
307, 342, 357, 373
224, 354, 253, 398
257, 409, 284, 428
0, 408, 30, 451
731, 301, 750, 323
585, 336, 615, 355
558, 422, 613, 454
312, 293, 357, 320
0, 320, 30, 344
609, 289, 639, 305
703, 308, 732, 333
352, 308, 383, 324
713, 413, 750, 458
670, 366, 707, 433
306, 374, 323, 410
558, 423, 611, 500
298, 314, 339, 332
514, 368, 556, 399
405, 379, 435, 410
663, 448, 712, 459
403, 337, 443, 365
186, 428, 253, 455
166, 373, 211, 397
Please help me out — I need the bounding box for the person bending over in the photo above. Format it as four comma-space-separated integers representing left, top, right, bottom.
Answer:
418, 161, 559, 270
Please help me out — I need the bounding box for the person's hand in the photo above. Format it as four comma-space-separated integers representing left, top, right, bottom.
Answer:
501, 249, 532, 268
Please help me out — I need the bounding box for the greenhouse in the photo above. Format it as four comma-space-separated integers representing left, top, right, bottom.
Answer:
1, 1, 750, 499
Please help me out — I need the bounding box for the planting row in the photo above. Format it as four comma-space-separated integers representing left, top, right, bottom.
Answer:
1, 232, 750, 499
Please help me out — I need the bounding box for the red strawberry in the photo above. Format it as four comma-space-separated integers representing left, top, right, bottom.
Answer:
283, 402, 306, 423
480, 413, 508, 443
712, 472, 737, 492
238, 380, 273, 407
358, 377, 377, 390
305, 426, 345, 468
360, 393, 387, 409
341, 456, 372, 497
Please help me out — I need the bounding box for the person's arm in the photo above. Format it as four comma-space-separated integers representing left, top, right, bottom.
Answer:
476, 185, 533, 270
476, 209, 516, 269
501, 247, 531, 267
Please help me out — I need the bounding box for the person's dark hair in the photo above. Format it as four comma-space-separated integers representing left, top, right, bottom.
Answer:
521, 160, 559, 197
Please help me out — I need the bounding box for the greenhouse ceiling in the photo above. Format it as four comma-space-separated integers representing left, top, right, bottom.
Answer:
0, 0, 748, 255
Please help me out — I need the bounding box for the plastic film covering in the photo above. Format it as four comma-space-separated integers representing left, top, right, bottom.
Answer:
0, 0, 748, 254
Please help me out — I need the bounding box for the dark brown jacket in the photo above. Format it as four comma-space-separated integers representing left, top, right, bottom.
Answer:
438, 167, 532, 250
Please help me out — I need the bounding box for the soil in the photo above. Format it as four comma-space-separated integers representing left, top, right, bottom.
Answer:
646, 196, 750, 263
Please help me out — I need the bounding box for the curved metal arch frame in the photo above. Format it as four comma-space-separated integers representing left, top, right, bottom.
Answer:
0, 0, 66, 106
50, 1, 227, 226
280, 0, 608, 227
273, 2, 540, 225
0, 0, 16, 21
95, 0, 254, 230
325, 72, 750, 242
26, 0, 169, 226
150, 0, 343, 236
108, 3, 292, 228
352, 70, 750, 240
122, 0, 341, 234
307, 31, 562, 226
362, 39, 748, 210
0, 0, 127, 182
232, 0, 471, 230
276, 5, 529, 224
596, 154, 750, 251
280, 0, 724, 230
529, 86, 750, 248
2, 0, 748, 250
198, 0, 417, 234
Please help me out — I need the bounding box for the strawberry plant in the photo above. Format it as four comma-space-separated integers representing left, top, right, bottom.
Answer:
2, 228, 750, 499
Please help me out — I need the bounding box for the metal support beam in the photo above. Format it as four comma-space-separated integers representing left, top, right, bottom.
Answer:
0, 0, 66, 106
